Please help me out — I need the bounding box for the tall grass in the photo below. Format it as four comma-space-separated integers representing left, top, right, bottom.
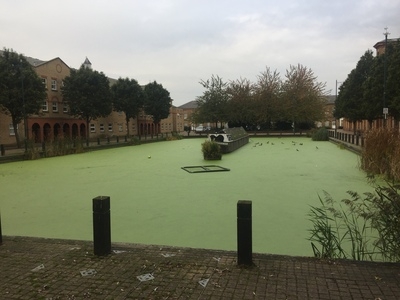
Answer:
361, 128, 400, 181
308, 191, 373, 260
308, 180, 400, 262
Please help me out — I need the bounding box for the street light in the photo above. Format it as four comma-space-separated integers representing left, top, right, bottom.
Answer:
335, 80, 343, 136
20, 59, 28, 151
383, 27, 390, 128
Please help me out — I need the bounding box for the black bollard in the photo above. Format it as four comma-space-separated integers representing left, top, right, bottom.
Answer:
0, 144, 5, 156
93, 196, 111, 256
0, 212, 2, 245
97, 138, 100, 145
237, 200, 252, 265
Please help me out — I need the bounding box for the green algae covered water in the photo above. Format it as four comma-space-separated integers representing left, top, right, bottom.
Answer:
0, 137, 374, 256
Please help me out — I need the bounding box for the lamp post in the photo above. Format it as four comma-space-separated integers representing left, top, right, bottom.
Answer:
335, 80, 343, 137
20, 59, 28, 151
383, 27, 390, 128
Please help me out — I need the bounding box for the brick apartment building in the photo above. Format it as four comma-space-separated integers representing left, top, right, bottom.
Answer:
0, 52, 184, 145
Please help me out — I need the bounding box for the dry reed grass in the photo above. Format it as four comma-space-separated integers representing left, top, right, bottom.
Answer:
361, 128, 400, 181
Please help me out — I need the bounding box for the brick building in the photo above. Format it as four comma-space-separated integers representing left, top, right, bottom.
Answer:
0, 52, 184, 145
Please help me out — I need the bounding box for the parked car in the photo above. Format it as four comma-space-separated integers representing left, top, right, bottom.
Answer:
195, 125, 204, 132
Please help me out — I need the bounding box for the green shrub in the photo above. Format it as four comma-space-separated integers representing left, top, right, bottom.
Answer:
201, 140, 221, 160
311, 127, 329, 141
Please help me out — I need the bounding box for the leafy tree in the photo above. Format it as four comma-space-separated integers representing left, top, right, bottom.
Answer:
226, 77, 255, 127
143, 81, 171, 135
362, 54, 384, 129
62, 66, 112, 143
111, 78, 145, 137
0, 48, 46, 147
386, 40, 400, 124
280, 64, 326, 132
253, 67, 282, 128
335, 51, 374, 133
195, 75, 229, 128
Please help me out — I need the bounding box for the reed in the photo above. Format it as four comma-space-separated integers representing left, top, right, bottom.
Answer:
361, 128, 400, 181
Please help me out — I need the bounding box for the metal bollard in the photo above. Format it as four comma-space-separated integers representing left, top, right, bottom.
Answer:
1, 144, 5, 156
237, 200, 252, 265
93, 196, 111, 256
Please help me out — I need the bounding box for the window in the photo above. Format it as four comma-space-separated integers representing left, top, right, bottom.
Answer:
184, 113, 187, 120
118, 124, 123, 132
42, 78, 47, 88
108, 123, 113, 132
63, 104, 68, 113
100, 124, 104, 132
9, 124, 17, 136
42, 101, 48, 112
51, 79, 57, 91
52, 102, 58, 112
90, 124, 96, 133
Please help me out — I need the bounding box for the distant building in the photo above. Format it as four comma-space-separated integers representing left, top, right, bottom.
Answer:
0, 52, 184, 145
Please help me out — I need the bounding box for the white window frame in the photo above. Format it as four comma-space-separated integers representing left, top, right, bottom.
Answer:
51, 79, 57, 91
63, 104, 68, 113
100, 124, 105, 132
9, 124, 17, 136
52, 101, 58, 112
108, 123, 113, 132
42, 101, 48, 112
42, 78, 47, 88
90, 124, 96, 133
118, 124, 123, 132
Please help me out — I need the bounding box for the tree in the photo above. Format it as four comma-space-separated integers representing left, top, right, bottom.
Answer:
386, 40, 400, 124
226, 77, 255, 127
280, 64, 326, 132
111, 78, 145, 137
62, 66, 112, 144
0, 48, 46, 147
143, 81, 171, 135
253, 67, 282, 128
335, 51, 374, 133
195, 75, 229, 128
362, 54, 384, 129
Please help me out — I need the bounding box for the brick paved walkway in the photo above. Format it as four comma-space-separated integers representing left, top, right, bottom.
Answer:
1, 236, 400, 299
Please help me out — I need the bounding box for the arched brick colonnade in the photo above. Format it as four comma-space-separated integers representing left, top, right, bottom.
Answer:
28, 119, 86, 143
139, 122, 160, 136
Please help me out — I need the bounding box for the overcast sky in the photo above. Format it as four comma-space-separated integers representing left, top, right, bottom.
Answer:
1, 0, 399, 106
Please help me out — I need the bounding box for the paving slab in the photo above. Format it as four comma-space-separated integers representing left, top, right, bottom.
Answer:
1, 236, 400, 299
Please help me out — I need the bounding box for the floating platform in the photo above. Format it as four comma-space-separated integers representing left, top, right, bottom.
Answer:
208, 127, 249, 153
181, 165, 230, 173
